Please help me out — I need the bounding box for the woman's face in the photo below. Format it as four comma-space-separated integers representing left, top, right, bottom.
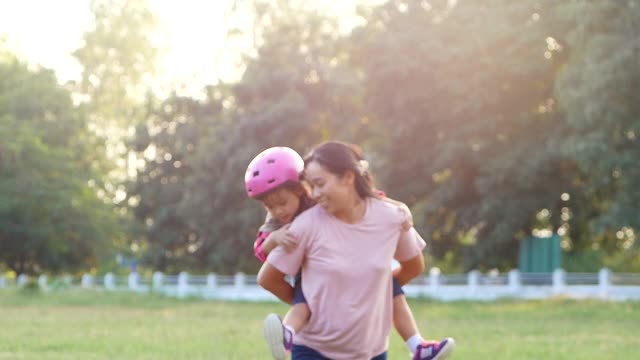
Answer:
304, 160, 354, 216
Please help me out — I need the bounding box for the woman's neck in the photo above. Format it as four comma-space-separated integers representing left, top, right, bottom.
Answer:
333, 195, 367, 224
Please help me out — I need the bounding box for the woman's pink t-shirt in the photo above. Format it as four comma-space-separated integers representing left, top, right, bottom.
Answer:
267, 197, 426, 360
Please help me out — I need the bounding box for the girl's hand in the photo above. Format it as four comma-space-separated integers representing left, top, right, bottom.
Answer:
267, 225, 298, 252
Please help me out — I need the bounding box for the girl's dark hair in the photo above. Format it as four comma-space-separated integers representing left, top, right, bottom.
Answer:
256, 181, 314, 216
303, 141, 378, 199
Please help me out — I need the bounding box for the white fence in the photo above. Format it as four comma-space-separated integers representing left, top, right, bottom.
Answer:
4, 268, 640, 302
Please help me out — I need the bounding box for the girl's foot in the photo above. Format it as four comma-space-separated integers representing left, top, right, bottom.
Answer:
413, 338, 455, 360
263, 313, 294, 360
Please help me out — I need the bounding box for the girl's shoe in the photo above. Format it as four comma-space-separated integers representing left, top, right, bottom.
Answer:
413, 338, 455, 360
263, 313, 294, 360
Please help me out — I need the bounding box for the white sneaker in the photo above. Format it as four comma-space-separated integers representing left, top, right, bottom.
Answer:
263, 313, 292, 360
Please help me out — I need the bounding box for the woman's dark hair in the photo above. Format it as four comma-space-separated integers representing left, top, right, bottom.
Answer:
303, 141, 378, 199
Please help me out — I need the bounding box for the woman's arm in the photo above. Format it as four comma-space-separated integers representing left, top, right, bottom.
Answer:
394, 253, 425, 286
257, 262, 295, 304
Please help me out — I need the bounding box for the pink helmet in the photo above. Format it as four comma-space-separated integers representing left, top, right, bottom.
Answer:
245, 147, 304, 198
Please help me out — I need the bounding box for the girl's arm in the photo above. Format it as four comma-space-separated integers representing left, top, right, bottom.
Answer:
394, 253, 425, 286
256, 231, 280, 258
253, 232, 270, 262
254, 226, 298, 262
254, 213, 281, 261
257, 262, 294, 304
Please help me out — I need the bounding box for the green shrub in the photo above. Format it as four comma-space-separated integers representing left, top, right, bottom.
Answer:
19, 279, 41, 294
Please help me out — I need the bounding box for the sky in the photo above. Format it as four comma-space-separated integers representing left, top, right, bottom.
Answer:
0, 0, 384, 94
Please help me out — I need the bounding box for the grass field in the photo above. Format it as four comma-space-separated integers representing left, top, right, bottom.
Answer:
0, 289, 638, 359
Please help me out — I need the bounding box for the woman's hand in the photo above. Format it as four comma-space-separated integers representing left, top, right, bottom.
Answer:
267, 225, 298, 252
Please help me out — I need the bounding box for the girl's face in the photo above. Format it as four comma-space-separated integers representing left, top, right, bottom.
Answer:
260, 187, 302, 224
304, 160, 354, 216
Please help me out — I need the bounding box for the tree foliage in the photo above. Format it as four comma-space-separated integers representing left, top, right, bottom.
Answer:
73, 0, 157, 128
3, 0, 639, 274
126, 0, 640, 273
347, 0, 575, 269
0, 53, 121, 274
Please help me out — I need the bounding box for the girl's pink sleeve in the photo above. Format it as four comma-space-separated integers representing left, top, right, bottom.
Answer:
253, 231, 269, 263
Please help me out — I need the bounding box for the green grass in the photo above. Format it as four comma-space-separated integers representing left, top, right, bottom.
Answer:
0, 289, 638, 359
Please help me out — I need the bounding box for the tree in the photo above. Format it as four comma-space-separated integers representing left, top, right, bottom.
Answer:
549, 0, 640, 270
0, 53, 122, 274
138, 3, 367, 273
349, 0, 574, 270
72, 0, 158, 197
71, 0, 159, 266
126, 0, 640, 273
73, 0, 157, 129
127, 89, 224, 272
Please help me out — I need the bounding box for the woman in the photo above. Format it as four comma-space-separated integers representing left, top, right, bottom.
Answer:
258, 141, 427, 360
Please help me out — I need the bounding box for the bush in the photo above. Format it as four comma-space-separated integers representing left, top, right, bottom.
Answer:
604, 248, 640, 272
20, 279, 41, 294
563, 248, 640, 272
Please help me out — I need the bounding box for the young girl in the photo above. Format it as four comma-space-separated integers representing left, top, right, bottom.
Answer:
245, 146, 454, 360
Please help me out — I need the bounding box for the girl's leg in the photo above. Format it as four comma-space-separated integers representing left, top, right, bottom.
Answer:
391, 277, 424, 353
393, 294, 419, 339
285, 273, 311, 332
264, 313, 290, 360
264, 305, 310, 360
284, 302, 311, 332
393, 291, 456, 360
264, 274, 310, 359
